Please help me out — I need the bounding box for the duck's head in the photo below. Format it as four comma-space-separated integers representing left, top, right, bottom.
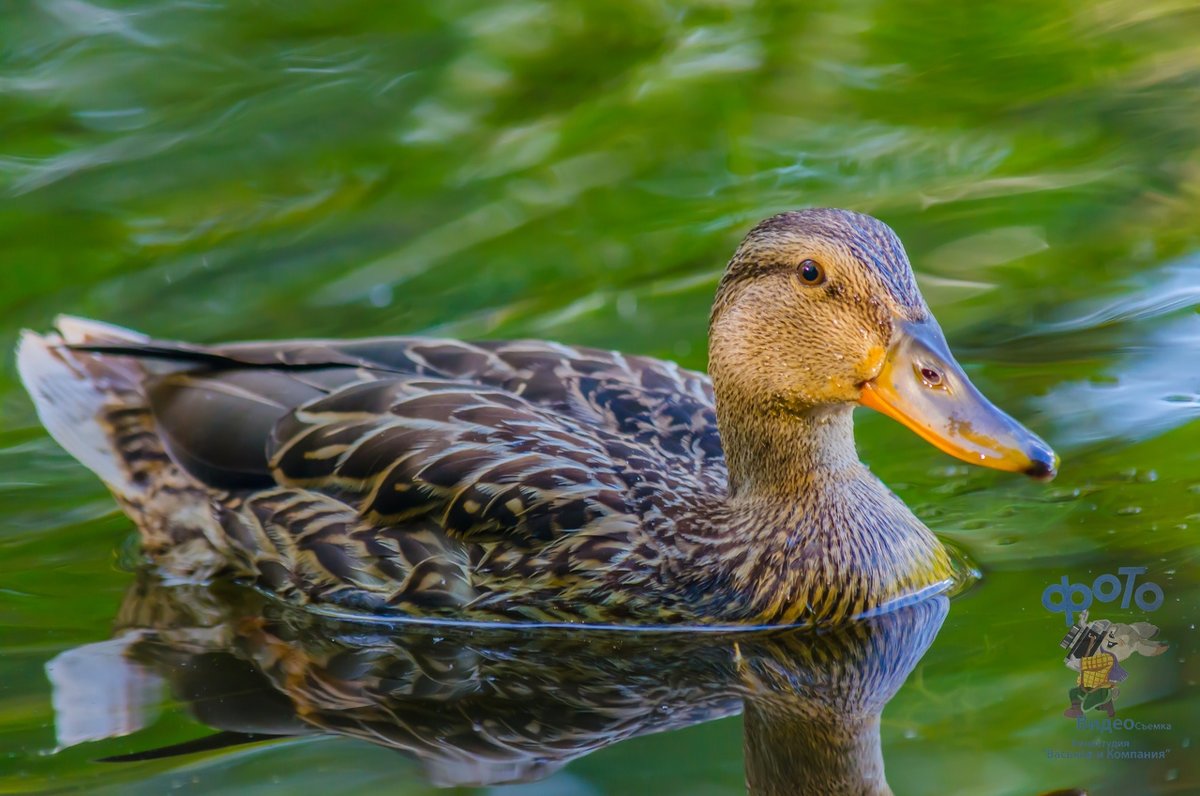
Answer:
709, 208, 1056, 490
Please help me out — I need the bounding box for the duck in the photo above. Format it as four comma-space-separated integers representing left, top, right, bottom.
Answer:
17, 208, 1057, 626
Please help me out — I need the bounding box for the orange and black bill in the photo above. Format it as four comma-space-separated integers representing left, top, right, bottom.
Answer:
859, 320, 1058, 480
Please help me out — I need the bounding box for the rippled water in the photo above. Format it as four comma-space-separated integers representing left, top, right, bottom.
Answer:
2, 1, 1198, 794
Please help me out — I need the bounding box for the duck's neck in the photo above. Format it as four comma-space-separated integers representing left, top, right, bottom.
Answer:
686, 399, 950, 623
743, 700, 890, 796
719, 403, 863, 499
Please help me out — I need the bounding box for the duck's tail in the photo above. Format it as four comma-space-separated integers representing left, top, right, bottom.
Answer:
17, 316, 154, 496
17, 316, 229, 579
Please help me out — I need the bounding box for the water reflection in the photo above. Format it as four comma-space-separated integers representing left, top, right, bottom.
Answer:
48, 578, 947, 794
1027, 250, 1200, 446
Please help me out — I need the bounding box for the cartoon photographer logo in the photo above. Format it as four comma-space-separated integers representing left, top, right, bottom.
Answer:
1043, 567, 1168, 720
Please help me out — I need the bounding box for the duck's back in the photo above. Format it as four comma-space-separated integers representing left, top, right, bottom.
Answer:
18, 317, 726, 621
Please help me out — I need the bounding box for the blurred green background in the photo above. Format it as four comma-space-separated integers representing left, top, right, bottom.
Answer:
1, 0, 1198, 793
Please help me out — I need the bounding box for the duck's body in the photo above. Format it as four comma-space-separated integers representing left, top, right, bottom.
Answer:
18, 209, 1054, 625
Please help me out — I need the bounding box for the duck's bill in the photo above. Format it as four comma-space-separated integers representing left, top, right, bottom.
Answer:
859, 320, 1058, 480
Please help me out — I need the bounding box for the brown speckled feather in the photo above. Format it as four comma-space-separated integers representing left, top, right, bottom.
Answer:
56, 333, 732, 621
137, 338, 724, 525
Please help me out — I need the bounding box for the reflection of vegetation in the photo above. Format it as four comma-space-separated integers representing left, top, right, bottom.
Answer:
4, 0, 1200, 351
1, 0, 1198, 794
47, 577, 945, 795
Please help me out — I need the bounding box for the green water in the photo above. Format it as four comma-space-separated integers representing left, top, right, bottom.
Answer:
2, 1, 1198, 793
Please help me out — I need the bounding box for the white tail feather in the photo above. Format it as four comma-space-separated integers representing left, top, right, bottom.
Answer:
53, 314, 149, 346
45, 633, 164, 749
16, 318, 147, 493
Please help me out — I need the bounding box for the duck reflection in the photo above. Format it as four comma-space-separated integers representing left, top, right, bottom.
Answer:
48, 578, 946, 795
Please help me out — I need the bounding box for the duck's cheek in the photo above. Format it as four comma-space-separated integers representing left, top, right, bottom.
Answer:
856, 343, 888, 384
809, 360, 881, 406
826, 348, 883, 402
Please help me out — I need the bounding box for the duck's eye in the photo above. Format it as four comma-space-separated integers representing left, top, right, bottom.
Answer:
798, 260, 825, 284
919, 367, 943, 386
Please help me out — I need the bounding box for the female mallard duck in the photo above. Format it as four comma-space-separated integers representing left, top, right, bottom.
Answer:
18, 209, 1056, 626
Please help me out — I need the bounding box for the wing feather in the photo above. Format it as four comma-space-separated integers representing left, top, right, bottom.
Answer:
267, 378, 636, 543
76, 335, 727, 543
